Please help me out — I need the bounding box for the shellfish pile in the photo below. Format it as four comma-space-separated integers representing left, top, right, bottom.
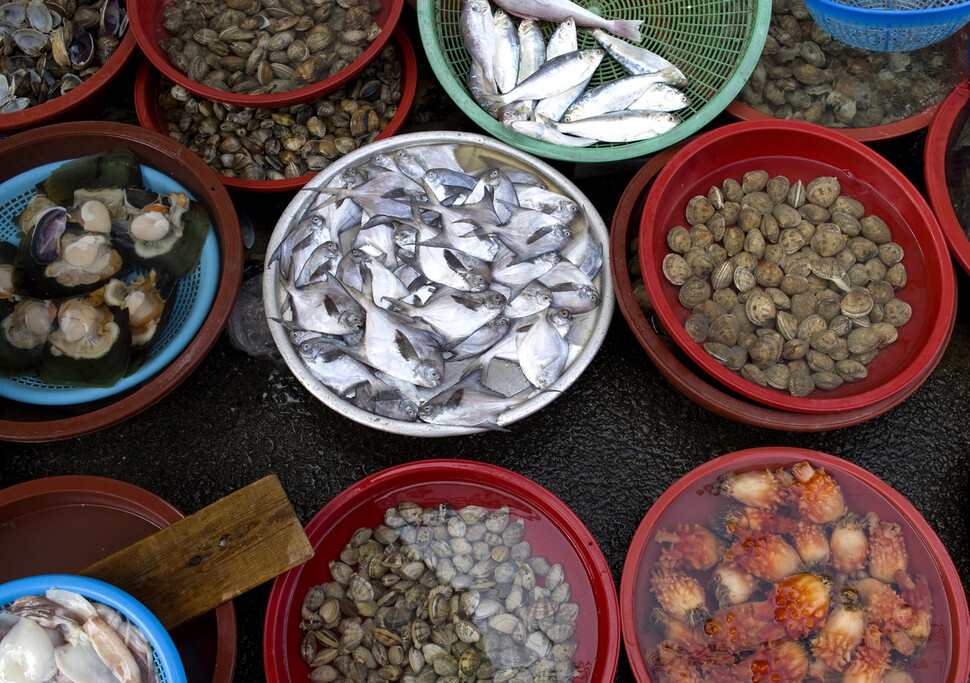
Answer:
0, 149, 209, 389
645, 460, 935, 682
299, 501, 581, 683
0, 0, 126, 113
158, 42, 402, 182
661, 171, 911, 398
737, 0, 962, 129
159, 0, 383, 97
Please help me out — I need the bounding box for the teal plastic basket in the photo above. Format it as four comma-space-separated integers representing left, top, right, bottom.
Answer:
0, 161, 219, 406
803, 0, 970, 51
0, 574, 187, 683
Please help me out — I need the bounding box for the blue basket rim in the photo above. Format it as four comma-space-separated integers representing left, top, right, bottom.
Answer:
0, 161, 219, 406
804, 0, 970, 18
0, 573, 187, 683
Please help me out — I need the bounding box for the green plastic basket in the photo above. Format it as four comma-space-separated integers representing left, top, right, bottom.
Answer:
417, 0, 771, 162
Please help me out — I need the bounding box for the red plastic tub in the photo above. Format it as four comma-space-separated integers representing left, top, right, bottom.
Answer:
619, 447, 970, 683
133, 27, 419, 193
263, 460, 620, 683
925, 79, 970, 276
128, 0, 404, 108
611, 148, 957, 431
639, 120, 956, 414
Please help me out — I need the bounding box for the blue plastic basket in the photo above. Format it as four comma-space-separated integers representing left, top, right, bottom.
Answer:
0, 574, 187, 683
0, 161, 219, 406
803, 0, 970, 51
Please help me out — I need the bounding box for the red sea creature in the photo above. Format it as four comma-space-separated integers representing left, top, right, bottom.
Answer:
655, 523, 722, 571
811, 588, 866, 672
725, 532, 803, 582
704, 600, 787, 653
650, 566, 709, 626
719, 468, 787, 509
652, 656, 704, 683
791, 519, 831, 568
855, 577, 917, 656
769, 572, 831, 638
895, 571, 933, 646
841, 644, 892, 683
710, 561, 761, 607
788, 460, 846, 524
866, 512, 909, 584
735, 639, 810, 683
718, 505, 798, 538
830, 513, 869, 576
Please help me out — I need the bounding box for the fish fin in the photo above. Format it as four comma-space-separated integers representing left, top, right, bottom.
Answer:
526, 227, 553, 245
269, 316, 299, 331
607, 18, 643, 41
323, 294, 340, 318
444, 388, 465, 410
394, 328, 420, 361
382, 296, 413, 313
451, 293, 483, 311
443, 249, 467, 273
547, 282, 579, 292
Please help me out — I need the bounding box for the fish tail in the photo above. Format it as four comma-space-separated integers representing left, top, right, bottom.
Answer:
608, 18, 643, 41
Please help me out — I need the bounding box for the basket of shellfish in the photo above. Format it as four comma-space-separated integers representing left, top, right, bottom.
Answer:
619, 447, 970, 683
263, 459, 622, 683
638, 119, 956, 414
726, 0, 969, 141
133, 26, 419, 192
0, 122, 243, 442
924, 78, 970, 276
0, 573, 188, 682
127, 0, 405, 108
0, 0, 137, 133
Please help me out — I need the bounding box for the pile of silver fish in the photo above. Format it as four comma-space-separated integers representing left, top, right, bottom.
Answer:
270, 142, 604, 430
458, 0, 691, 146
0, 0, 127, 113
0, 588, 159, 682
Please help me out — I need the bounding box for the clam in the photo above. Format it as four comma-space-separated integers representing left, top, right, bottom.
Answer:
12, 27, 48, 57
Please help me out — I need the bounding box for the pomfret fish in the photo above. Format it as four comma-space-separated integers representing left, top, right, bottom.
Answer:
423, 168, 478, 202
516, 308, 570, 389
484, 49, 604, 108
562, 73, 681, 121
461, 0, 497, 87
560, 227, 603, 278
445, 316, 512, 360
492, 10, 520, 94
418, 375, 527, 430
296, 239, 341, 285
503, 280, 553, 318
553, 111, 681, 142
627, 82, 691, 112
352, 223, 400, 267
375, 392, 420, 421
513, 184, 582, 223
313, 173, 423, 219
546, 16, 577, 59
491, 250, 560, 288
269, 214, 332, 279
492, 0, 642, 40
278, 270, 364, 336
517, 19, 545, 83
510, 119, 597, 147
385, 288, 507, 343
401, 243, 492, 293
300, 341, 382, 398
493, 201, 568, 242
497, 222, 572, 259
590, 29, 687, 86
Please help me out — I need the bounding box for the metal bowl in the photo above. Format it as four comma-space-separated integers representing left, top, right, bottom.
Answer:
263, 131, 614, 436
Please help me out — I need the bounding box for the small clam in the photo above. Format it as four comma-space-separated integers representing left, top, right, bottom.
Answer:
685, 195, 714, 225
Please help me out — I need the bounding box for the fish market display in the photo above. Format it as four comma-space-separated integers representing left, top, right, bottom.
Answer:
158, 41, 404, 182
0, 587, 159, 682
158, 0, 382, 96
298, 501, 582, 683
0, 0, 127, 113
736, 0, 963, 129
270, 141, 605, 430
660, 171, 910, 398
458, 0, 690, 145
0, 148, 209, 388
642, 459, 938, 682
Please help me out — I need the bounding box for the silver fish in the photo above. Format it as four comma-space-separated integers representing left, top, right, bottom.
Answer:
461, 0, 497, 87
492, 10, 519, 94
296, 239, 341, 286
394, 149, 431, 181
627, 82, 691, 112
485, 49, 604, 108
344, 264, 445, 388
468, 59, 500, 116
517, 18, 545, 83
423, 168, 479, 202
546, 16, 577, 60
589, 29, 687, 86
491, 250, 560, 288
300, 340, 382, 397
497, 222, 572, 258
492, 0, 642, 40
313, 173, 423, 219
400, 243, 492, 293
553, 111, 681, 142
533, 77, 591, 122
499, 100, 535, 127
385, 288, 507, 344
562, 73, 679, 121
375, 392, 420, 421
446, 316, 512, 360
279, 270, 364, 336
269, 214, 334, 279
516, 308, 570, 389
561, 227, 603, 278
352, 223, 400, 266
503, 280, 553, 318
510, 119, 597, 147
492, 201, 568, 243
418, 371, 527, 430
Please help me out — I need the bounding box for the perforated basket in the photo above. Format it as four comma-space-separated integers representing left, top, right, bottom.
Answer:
0, 162, 219, 406
417, 0, 771, 162
803, 0, 970, 51
0, 574, 186, 683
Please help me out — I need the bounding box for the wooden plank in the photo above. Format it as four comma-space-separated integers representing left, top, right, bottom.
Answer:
81, 475, 313, 630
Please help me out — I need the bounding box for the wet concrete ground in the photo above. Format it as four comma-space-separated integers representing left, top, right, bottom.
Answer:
3, 12, 970, 681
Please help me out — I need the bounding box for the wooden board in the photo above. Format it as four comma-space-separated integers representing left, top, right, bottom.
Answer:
81, 475, 313, 630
